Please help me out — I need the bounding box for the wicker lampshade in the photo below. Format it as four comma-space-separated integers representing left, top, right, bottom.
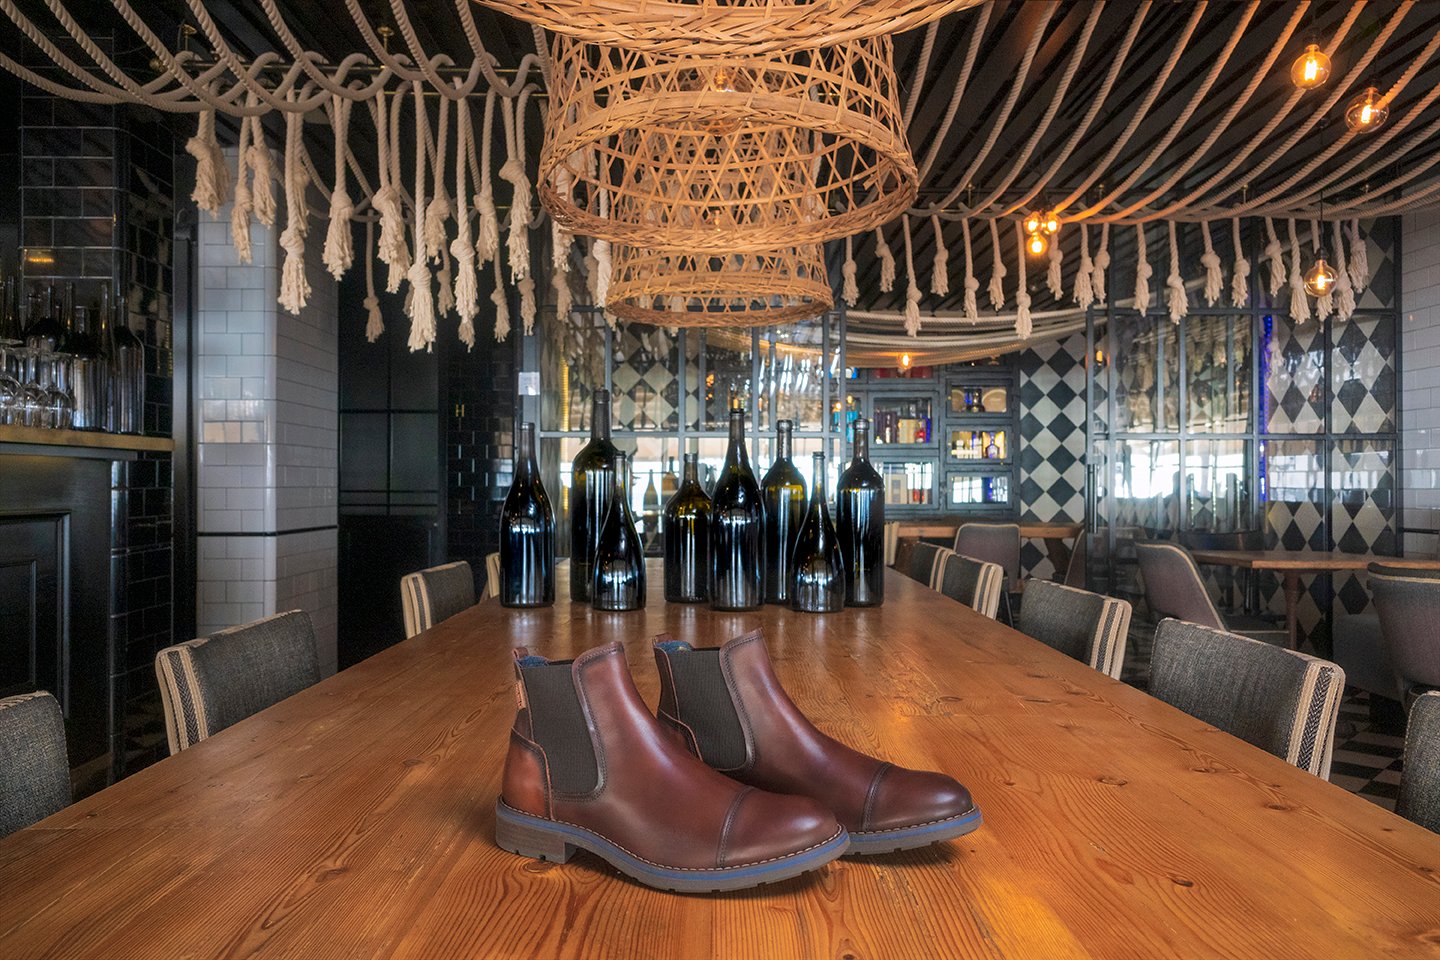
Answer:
541, 35, 916, 254
473, 0, 984, 55
607, 243, 833, 327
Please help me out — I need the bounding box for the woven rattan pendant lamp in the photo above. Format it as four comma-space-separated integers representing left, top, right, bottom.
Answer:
474, 0, 984, 55
542, 34, 916, 254
607, 243, 832, 326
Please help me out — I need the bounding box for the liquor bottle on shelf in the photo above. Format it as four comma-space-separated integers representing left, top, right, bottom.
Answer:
710, 406, 764, 611
663, 452, 711, 603
761, 419, 806, 606
108, 290, 145, 435
985, 432, 1001, 460
836, 417, 884, 607
592, 451, 646, 611
67, 284, 109, 432
499, 422, 555, 608
792, 452, 845, 614
568, 391, 618, 602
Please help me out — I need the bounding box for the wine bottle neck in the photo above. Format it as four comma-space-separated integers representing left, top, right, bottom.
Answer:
682, 455, 699, 485
776, 422, 793, 461
592, 396, 612, 441
852, 424, 870, 463
516, 423, 536, 469
812, 454, 827, 498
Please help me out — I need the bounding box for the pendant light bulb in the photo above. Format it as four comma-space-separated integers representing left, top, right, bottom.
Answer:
899, 352, 912, 370
1291, 43, 1331, 90
1043, 214, 1060, 235
1026, 232, 1048, 257
1344, 86, 1388, 132
1024, 212, 1042, 235
1304, 257, 1338, 297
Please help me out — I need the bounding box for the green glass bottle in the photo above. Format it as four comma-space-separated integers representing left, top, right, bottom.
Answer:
761, 419, 807, 605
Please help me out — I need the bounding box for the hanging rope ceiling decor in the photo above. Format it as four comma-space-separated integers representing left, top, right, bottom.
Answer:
607, 244, 832, 326
471, 0, 986, 55
540, 34, 915, 253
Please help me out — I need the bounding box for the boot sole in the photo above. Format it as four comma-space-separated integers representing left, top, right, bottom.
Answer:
846, 805, 983, 855
495, 800, 850, 893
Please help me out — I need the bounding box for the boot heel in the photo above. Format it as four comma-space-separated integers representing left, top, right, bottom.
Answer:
495, 805, 577, 863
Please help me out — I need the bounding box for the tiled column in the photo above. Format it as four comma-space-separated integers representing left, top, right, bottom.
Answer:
195, 155, 339, 673
1402, 209, 1440, 558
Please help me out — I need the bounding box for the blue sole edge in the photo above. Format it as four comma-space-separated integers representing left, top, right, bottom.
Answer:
495, 800, 851, 893
845, 806, 984, 855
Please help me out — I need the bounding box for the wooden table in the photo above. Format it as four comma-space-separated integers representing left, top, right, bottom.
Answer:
898, 520, 1085, 575
1189, 549, 1440, 650
2, 563, 1438, 959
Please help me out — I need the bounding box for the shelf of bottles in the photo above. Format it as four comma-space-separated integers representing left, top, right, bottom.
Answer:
0, 274, 146, 439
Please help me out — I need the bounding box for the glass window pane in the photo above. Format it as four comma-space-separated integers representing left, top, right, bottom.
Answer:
879, 460, 935, 506
872, 396, 935, 444
948, 428, 1009, 463
949, 384, 1009, 414
1184, 439, 1252, 532
1261, 313, 1324, 434
689, 330, 751, 431
758, 322, 828, 433
948, 473, 1009, 507
1185, 315, 1251, 434
1113, 314, 1179, 433
542, 309, 607, 432
1331, 316, 1395, 434
1261, 439, 1323, 551
1111, 438, 1181, 537
1331, 438, 1397, 555
610, 322, 679, 431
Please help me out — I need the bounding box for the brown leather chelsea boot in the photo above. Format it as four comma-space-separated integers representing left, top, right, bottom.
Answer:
652, 630, 982, 855
495, 642, 849, 892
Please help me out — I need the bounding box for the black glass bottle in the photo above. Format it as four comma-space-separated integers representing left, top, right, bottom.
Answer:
499, 422, 555, 608
761, 419, 807, 605
592, 451, 647, 611
710, 408, 764, 611
569, 392, 618, 602
663, 453, 711, 603
792, 452, 845, 613
836, 417, 885, 607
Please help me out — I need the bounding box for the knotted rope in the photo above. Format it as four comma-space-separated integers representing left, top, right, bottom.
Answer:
842, 235, 859, 307
1287, 218, 1311, 323
1013, 221, 1032, 340
1200, 220, 1222, 306
1134, 223, 1152, 315
1046, 223, 1063, 299
987, 218, 1006, 310
1074, 222, 1094, 310
406, 81, 436, 352
323, 95, 355, 280
875, 226, 896, 293
186, 103, 230, 216
1166, 220, 1187, 322
902, 215, 922, 337
278, 92, 311, 315
491, 257, 511, 341
1333, 220, 1356, 321
475, 90, 500, 267
372, 89, 410, 292
364, 219, 383, 342
451, 95, 478, 349
1092, 223, 1110, 303
961, 218, 979, 323
1264, 216, 1286, 296
1347, 219, 1370, 292
1230, 217, 1250, 308
424, 94, 452, 263
499, 92, 532, 280
930, 215, 949, 298
1312, 220, 1333, 323
247, 113, 277, 228
230, 106, 254, 264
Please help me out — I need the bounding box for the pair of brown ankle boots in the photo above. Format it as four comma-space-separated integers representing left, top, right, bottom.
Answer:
495, 629, 982, 893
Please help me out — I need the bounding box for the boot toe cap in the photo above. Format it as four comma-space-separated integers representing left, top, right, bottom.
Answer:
864, 767, 976, 833
720, 790, 843, 868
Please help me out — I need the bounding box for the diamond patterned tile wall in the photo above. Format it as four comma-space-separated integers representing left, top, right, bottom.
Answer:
1018, 334, 1088, 580
1331, 317, 1396, 435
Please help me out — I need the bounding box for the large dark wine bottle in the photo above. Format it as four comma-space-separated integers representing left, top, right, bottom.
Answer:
792, 452, 845, 613
710, 407, 764, 611
592, 451, 647, 611
569, 392, 618, 602
836, 417, 885, 606
663, 452, 711, 603
499, 422, 555, 608
761, 419, 807, 605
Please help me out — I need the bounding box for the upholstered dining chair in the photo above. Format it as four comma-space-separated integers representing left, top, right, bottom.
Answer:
1398, 691, 1440, 834
1062, 532, 1088, 588
1134, 541, 1287, 645
883, 521, 900, 567
484, 552, 502, 599
155, 610, 321, 756
1369, 563, 1440, 708
1149, 619, 1345, 779
1019, 580, 1133, 680
954, 522, 1022, 624
903, 543, 954, 590
0, 692, 70, 838
937, 553, 1004, 620
401, 560, 477, 639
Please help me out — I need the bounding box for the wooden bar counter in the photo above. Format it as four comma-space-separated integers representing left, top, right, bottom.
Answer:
1, 562, 1438, 958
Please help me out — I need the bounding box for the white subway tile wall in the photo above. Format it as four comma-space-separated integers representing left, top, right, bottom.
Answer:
1402, 210, 1440, 559
194, 155, 340, 674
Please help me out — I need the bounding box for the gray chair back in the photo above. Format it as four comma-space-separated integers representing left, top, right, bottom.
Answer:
1368, 563, 1440, 697
484, 552, 502, 600
156, 610, 321, 755
1134, 541, 1227, 630
1150, 619, 1344, 778
401, 561, 477, 638
938, 553, 1004, 620
0, 692, 69, 838
1019, 580, 1132, 679
1398, 691, 1440, 833
954, 522, 1021, 585
902, 543, 953, 589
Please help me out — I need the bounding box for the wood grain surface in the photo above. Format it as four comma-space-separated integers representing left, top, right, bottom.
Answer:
0, 425, 175, 453
1189, 548, 1440, 572
2, 562, 1438, 959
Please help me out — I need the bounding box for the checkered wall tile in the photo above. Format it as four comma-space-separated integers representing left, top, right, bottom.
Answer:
1356, 217, 1397, 312
1018, 334, 1088, 579
1331, 316, 1396, 434
1264, 316, 1325, 433
611, 323, 680, 430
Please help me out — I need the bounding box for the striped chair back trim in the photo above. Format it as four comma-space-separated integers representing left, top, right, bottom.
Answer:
940, 553, 1004, 620
485, 552, 502, 599
1088, 593, 1133, 680
969, 558, 1003, 619
156, 643, 209, 754
1020, 580, 1133, 680
401, 561, 475, 639
926, 547, 955, 590
883, 522, 900, 567
1288, 656, 1344, 779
